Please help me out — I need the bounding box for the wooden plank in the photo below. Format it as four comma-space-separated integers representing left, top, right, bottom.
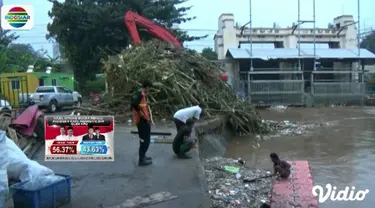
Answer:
7, 127, 18, 146
106, 192, 178, 208
130, 130, 172, 136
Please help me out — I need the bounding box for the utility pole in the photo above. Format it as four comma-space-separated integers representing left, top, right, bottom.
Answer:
313, 0, 316, 71
249, 0, 253, 72
297, 0, 301, 71
357, 0, 361, 71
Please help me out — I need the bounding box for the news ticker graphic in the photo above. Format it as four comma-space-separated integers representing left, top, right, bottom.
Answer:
45, 115, 114, 161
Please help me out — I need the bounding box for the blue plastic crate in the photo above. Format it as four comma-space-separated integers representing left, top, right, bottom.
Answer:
10, 174, 71, 208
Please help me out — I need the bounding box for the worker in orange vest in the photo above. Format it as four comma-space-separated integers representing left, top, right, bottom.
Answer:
131, 80, 153, 166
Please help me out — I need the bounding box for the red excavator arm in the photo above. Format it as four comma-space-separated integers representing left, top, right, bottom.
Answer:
124, 11, 182, 48
124, 11, 228, 83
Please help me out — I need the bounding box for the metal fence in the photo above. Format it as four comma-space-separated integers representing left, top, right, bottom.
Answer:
241, 71, 305, 106
0, 76, 30, 109
310, 71, 366, 105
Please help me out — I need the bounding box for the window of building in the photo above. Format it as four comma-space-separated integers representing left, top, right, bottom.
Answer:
39, 78, 44, 86
52, 79, 57, 86
11, 79, 20, 90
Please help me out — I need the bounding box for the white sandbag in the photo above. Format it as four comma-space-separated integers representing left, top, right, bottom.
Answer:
0, 131, 54, 182
19, 160, 54, 182
0, 170, 8, 208
0, 131, 8, 170
4, 135, 29, 181
20, 174, 66, 191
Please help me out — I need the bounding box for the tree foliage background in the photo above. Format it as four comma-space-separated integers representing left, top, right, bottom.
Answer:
0, 30, 58, 73
47, 0, 204, 90
201, 47, 217, 60
361, 31, 375, 54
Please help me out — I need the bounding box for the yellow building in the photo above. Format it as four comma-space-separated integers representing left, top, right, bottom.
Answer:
0, 72, 74, 107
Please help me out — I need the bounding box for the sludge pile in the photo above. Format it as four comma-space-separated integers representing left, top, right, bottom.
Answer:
88, 40, 267, 135
203, 157, 272, 208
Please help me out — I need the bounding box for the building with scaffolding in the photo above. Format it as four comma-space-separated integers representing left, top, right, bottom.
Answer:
215, 14, 359, 59
214, 8, 375, 106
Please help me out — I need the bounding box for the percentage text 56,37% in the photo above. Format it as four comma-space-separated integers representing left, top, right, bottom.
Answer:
50, 145, 77, 154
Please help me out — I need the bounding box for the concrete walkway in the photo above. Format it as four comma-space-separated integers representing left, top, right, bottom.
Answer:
33, 124, 211, 208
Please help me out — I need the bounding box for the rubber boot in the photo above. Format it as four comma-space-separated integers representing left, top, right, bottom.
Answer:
145, 156, 152, 160
138, 158, 152, 166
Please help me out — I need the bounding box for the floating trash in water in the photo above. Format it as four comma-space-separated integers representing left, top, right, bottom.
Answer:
262, 120, 331, 137
203, 157, 272, 208
269, 105, 288, 112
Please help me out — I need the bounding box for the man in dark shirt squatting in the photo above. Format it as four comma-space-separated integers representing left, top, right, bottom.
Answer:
131, 80, 153, 166
172, 118, 197, 159
270, 152, 291, 179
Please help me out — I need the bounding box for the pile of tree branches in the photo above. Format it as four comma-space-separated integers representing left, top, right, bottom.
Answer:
84, 41, 267, 135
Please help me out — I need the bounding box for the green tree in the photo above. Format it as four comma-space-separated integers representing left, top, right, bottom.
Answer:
6, 44, 54, 72
46, 0, 204, 89
0, 30, 18, 48
360, 31, 375, 54
0, 43, 60, 73
0, 29, 19, 72
201, 47, 217, 60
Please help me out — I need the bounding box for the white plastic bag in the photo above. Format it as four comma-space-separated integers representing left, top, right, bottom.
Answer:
20, 175, 66, 191
19, 160, 54, 182
0, 131, 8, 170
4, 136, 29, 181
0, 131, 9, 208
0, 170, 8, 208
0, 130, 54, 182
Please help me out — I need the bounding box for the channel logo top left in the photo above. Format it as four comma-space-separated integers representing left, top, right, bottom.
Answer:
1, 5, 34, 30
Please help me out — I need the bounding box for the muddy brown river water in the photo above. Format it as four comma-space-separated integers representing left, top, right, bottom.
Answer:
225, 107, 375, 208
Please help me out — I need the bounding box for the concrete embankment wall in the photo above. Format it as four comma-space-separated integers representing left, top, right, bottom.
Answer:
194, 118, 231, 159
191, 118, 232, 208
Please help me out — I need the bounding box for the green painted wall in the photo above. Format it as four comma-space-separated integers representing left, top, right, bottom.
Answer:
33, 72, 74, 90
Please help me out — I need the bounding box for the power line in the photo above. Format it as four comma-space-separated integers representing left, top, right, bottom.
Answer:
23, 23, 218, 31
16, 33, 216, 39
15, 41, 214, 48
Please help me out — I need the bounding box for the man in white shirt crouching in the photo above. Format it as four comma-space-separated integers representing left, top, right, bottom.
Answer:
173, 104, 204, 132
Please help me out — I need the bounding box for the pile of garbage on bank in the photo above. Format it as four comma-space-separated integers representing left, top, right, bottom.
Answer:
79, 40, 267, 135
203, 157, 272, 208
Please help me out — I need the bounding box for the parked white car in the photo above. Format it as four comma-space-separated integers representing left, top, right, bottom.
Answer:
29, 86, 82, 113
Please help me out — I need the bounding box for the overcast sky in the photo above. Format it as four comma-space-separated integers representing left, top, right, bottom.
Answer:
6, 0, 375, 56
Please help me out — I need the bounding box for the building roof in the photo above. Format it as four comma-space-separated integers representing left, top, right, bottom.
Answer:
226, 48, 375, 60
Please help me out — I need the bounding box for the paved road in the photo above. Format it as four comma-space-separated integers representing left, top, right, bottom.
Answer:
33, 124, 211, 208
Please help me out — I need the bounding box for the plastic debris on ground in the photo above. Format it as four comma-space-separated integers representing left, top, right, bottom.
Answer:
19, 174, 66, 191
203, 157, 272, 208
